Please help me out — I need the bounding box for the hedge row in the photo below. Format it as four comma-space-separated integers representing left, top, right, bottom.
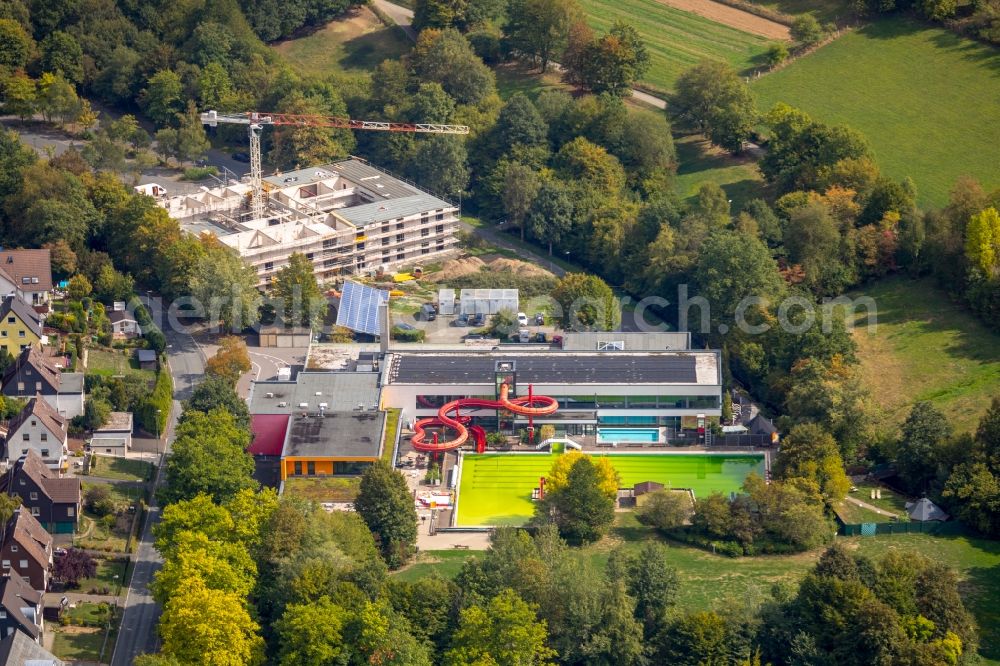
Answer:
137, 364, 172, 436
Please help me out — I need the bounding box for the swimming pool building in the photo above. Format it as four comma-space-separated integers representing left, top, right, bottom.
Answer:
380, 348, 722, 440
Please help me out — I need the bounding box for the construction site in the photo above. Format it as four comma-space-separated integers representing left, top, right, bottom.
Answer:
150, 111, 468, 286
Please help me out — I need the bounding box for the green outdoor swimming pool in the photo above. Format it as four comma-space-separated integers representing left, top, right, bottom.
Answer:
455, 452, 765, 527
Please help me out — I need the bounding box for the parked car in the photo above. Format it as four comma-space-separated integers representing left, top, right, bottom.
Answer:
517, 312, 528, 326
463, 333, 485, 341
535, 313, 545, 325
231, 151, 251, 162
454, 313, 470, 327
395, 322, 415, 331
471, 313, 486, 327
420, 303, 437, 321
518, 328, 531, 343
534, 332, 547, 343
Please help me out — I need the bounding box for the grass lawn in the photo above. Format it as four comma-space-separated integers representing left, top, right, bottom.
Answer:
383, 409, 401, 465
749, 0, 853, 23
850, 276, 1000, 428
85, 349, 155, 381
753, 19, 1000, 207
77, 558, 128, 595
456, 453, 764, 526
89, 455, 153, 482
283, 476, 361, 502
392, 550, 479, 582
51, 602, 118, 664
271, 6, 411, 79
579, 0, 772, 92
674, 134, 767, 211
494, 62, 570, 100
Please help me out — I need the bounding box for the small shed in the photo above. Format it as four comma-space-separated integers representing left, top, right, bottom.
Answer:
633, 481, 664, 496
906, 498, 949, 522
437, 288, 456, 316
459, 289, 518, 316
258, 325, 312, 348
135, 349, 157, 371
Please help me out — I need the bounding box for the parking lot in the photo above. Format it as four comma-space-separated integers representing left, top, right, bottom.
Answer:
389, 307, 559, 345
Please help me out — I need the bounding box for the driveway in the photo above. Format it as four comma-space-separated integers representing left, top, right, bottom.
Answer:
110, 324, 206, 666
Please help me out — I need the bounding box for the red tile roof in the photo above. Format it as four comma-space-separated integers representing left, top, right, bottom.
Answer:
249, 414, 289, 456
0, 249, 52, 292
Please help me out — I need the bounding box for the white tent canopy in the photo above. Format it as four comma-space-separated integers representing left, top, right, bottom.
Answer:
459, 289, 518, 315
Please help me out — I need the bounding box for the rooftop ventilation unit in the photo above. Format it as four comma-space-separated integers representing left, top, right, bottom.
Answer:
319, 402, 328, 409
265, 392, 274, 399
299, 402, 309, 408
277, 402, 288, 408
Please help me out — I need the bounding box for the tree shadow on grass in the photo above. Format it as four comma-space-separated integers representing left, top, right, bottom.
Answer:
964, 561, 1000, 661
852, 276, 1000, 366
340, 28, 411, 71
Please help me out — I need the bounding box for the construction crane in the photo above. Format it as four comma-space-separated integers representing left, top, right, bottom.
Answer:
200, 110, 471, 221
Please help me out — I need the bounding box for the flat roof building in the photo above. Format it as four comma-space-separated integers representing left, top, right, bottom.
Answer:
155, 158, 460, 287
249, 372, 386, 485
381, 349, 722, 439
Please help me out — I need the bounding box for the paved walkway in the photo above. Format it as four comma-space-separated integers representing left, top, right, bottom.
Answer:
845, 495, 899, 518
372, 0, 668, 110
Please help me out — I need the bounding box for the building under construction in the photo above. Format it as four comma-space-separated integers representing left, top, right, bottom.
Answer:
155, 158, 460, 287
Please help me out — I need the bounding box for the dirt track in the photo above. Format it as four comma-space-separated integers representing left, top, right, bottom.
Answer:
656, 0, 791, 40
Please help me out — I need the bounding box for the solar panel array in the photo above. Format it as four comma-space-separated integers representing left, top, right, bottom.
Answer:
336, 281, 389, 336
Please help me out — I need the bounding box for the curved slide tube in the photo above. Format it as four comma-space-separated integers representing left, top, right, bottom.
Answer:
411, 384, 558, 454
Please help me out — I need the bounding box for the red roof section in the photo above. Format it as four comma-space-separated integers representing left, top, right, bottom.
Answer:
249, 414, 289, 456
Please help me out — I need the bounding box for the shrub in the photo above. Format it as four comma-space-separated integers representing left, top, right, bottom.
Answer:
391, 326, 426, 342
181, 166, 218, 180
85, 484, 116, 516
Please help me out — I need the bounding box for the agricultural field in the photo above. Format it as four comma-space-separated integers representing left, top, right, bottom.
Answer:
579, 0, 772, 92
271, 6, 411, 79
851, 277, 1000, 429
753, 19, 1000, 207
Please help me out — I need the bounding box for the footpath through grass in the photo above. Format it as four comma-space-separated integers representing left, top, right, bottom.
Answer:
674, 134, 766, 210
851, 277, 1000, 428
579, 0, 771, 92
753, 19, 1000, 207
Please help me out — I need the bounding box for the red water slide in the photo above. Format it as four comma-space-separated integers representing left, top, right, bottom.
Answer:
411, 384, 558, 454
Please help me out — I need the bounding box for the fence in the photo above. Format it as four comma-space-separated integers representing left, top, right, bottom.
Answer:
839, 520, 965, 537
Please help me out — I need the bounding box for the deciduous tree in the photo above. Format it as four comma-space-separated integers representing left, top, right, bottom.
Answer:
536, 455, 615, 543
354, 462, 418, 568
272, 252, 325, 330
205, 336, 251, 386
54, 548, 96, 587
506, 0, 582, 72
160, 579, 264, 666
444, 588, 556, 666
550, 272, 618, 331
160, 409, 256, 505
673, 61, 757, 153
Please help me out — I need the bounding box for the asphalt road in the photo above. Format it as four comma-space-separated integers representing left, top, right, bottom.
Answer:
111, 325, 206, 666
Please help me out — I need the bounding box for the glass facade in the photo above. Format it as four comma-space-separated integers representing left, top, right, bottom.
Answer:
416, 393, 720, 410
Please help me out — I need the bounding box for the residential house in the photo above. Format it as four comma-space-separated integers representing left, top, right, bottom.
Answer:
0, 628, 63, 665
0, 250, 52, 309
3, 397, 68, 471
107, 310, 140, 339
0, 451, 81, 534
91, 411, 133, 456
1, 344, 84, 419
0, 296, 43, 356
0, 509, 53, 592
0, 574, 42, 642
